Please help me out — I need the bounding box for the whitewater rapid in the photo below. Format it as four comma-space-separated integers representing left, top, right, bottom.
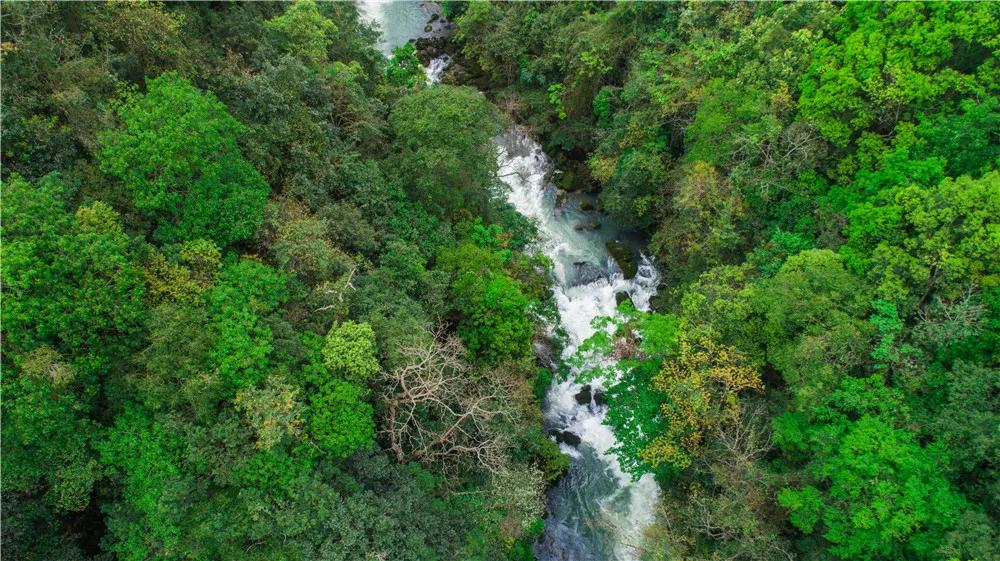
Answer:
358, 3, 662, 556
497, 132, 661, 561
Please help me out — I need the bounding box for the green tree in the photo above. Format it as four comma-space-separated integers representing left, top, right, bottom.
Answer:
98, 73, 270, 246
1, 174, 146, 377
759, 250, 872, 407
453, 272, 533, 363
265, 0, 337, 68
574, 305, 681, 477
388, 85, 500, 218
322, 320, 381, 384
798, 2, 998, 147
309, 381, 375, 457
386, 42, 424, 88
206, 259, 288, 394
843, 172, 1000, 311
776, 376, 968, 561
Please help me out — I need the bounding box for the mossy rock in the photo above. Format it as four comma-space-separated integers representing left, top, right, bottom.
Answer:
556, 168, 576, 192
606, 241, 637, 279
579, 199, 596, 211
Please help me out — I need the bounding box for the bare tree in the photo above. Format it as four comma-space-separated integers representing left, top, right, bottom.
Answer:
380, 329, 521, 476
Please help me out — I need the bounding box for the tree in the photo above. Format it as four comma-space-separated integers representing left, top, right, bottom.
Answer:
265, 0, 337, 68
452, 272, 534, 363
642, 403, 794, 561
1, 174, 147, 377
233, 376, 305, 450
843, 172, 1000, 312
386, 42, 424, 88
798, 2, 998, 147
2, 347, 100, 513
776, 376, 968, 561
98, 408, 189, 561
650, 161, 745, 276
381, 332, 520, 475
98, 73, 270, 246
206, 259, 288, 394
640, 337, 763, 470
573, 305, 681, 476
309, 380, 375, 457
759, 250, 872, 407
322, 320, 381, 384
388, 85, 500, 218
261, 197, 353, 284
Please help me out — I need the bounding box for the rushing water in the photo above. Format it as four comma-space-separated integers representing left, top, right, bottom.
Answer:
359, 3, 662, 558
356, 0, 447, 57
496, 132, 661, 561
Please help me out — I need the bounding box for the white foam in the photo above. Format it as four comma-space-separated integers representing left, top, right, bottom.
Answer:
496, 130, 662, 560
425, 54, 452, 85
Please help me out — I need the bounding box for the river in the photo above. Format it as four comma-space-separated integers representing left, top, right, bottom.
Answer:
359, 3, 661, 559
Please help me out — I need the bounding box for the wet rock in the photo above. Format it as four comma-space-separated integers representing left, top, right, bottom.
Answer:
552, 430, 582, 447
554, 188, 567, 208
413, 36, 449, 63
575, 384, 592, 405
557, 168, 577, 192
573, 219, 601, 232
579, 199, 596, 212
606, 240, 638, 279
429, 13, 440, 23
441, 62, 472, 85
570, 262, 604, 287
648, 289, 670, 313
615, 291, 630, 306
424, 24, 433, 33
594, 391, 608, 407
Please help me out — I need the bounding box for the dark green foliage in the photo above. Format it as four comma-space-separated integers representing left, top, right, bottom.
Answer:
451, 2, 1000, 560
2, 5, 549, 558
5, 2, 1000, 561
388, 85, 501, 218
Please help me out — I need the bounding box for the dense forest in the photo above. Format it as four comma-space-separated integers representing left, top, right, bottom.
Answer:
1, 2, 998, 561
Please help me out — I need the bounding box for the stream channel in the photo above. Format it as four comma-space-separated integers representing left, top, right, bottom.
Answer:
359, 4, 663, 559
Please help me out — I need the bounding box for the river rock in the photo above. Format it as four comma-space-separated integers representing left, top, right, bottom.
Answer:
413, 36, 449, 63
579, 199, 596, 211
555, 188, 567, 208
606, 240, 638, 279
594, 391, 608, 407
570, 262, 604, 287
552, 430, 582, 447
615, 291, 630, 306
575, 384, 592, 405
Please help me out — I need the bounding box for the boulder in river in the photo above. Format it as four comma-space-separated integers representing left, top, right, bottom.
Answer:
571, 262, 605, 287
615, 291, 631, 306
552, 430, 582, 447
574, 384, 592, 405
594, 391, 608, 407
606, 240, 638, 279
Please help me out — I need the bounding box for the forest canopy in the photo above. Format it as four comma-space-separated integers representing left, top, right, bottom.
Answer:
2, 2, 998, 561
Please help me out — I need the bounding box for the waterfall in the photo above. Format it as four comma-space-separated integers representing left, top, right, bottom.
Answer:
497, 131, 661, 561
357, 3, 663, 556
425, 54, 452, 85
